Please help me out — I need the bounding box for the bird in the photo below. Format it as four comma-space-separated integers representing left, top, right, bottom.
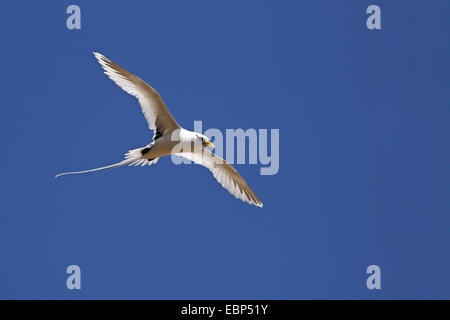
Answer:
55, 52, 263, 207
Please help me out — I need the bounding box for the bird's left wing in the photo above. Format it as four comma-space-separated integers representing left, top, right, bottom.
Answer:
177, 148, 263, 207
93, 52, 180, 139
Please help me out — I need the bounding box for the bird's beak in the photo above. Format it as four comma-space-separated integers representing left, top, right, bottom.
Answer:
203, 141, 215, 149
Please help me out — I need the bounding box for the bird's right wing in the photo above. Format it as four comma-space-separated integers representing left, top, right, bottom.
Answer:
177, 148, 263, 207
93, 52, 180, 140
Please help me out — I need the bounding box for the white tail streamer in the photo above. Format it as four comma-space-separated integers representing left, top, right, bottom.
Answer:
55, 147, 157, 178
55, 158, 136, 178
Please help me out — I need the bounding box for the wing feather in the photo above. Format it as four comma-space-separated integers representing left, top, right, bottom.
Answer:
177, 149, 263, 207
93, 52, 179, 139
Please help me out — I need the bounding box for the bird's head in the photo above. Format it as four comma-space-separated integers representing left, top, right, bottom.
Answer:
197, 134, 215, 149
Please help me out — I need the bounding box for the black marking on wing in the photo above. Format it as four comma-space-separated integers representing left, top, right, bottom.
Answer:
141, 148, 151, 155
147, 158, 155, 162
153, 126, 163, 141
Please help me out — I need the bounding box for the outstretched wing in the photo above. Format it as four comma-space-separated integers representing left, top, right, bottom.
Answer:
93, 52, 180, 140
177, 148, 263, 207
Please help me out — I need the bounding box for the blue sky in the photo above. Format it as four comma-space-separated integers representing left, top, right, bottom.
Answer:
0, 0, 449, 299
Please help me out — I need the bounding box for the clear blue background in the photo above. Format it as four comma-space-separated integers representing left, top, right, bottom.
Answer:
0, 0, 449, 299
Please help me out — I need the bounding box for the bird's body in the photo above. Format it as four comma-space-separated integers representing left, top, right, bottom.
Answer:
56, 52, 263, 207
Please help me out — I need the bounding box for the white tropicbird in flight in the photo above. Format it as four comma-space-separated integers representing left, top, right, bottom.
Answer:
56, 52, 263, 207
